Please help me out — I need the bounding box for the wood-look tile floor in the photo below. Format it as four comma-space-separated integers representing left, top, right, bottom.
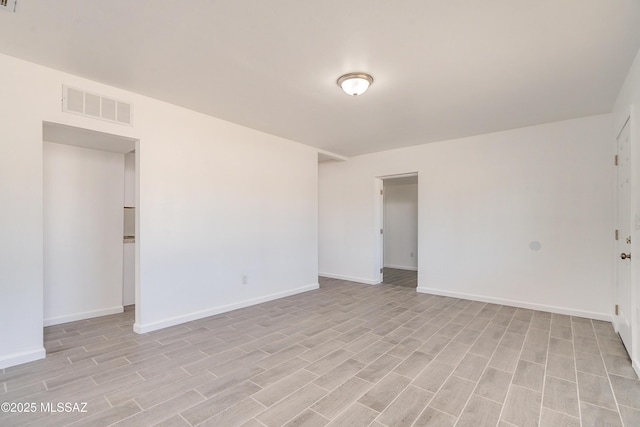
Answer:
2, 277, 640, 426
383, 268, 417, 288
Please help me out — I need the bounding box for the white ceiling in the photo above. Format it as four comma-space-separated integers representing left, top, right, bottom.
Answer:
2, 1, 639, 157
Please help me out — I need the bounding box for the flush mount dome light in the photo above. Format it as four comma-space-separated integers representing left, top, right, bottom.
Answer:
337, 72, 373, 96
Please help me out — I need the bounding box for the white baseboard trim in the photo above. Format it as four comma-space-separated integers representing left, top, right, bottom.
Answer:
384, 265, 418, 271
416, 286, 612, 322
319, 272, 380, 285
633, 359, 640, 378
44, 306, 124, 327
0, 347, 46, 369
134, 283, 319, 334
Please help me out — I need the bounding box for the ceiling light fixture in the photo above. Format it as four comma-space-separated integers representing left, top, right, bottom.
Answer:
337, 72, 373, 96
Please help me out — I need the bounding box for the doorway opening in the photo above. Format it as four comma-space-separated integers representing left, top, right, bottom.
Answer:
377, 173, 418, 288
42, 122, 138, 328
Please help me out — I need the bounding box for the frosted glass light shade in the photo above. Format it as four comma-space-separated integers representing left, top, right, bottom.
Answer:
337, 73, 373, 96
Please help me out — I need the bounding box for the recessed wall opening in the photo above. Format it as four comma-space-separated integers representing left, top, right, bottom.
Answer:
42, 122, 138, 329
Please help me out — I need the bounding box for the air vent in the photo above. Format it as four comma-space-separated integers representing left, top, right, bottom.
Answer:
62, 85, 133, 126
0, 0, 17, 12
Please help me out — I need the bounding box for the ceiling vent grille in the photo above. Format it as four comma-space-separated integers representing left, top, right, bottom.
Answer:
0, 0, 17, 12
62, 85, 133, 126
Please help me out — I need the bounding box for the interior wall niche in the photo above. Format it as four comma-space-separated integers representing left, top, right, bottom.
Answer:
42, 122, 136, 325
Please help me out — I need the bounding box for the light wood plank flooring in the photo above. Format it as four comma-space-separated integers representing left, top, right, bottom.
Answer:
1, 277, 639, 426
383, 268, 417, 288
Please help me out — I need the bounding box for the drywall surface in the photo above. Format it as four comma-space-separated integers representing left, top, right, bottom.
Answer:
134, 94, 318, 333
320, 114, 613, 320
0, 57, 46, 368
384, 183, 418, 270
0, 52, 318, 367
123, 151, 135, 306
124, 151, 135, 207
43, 142, 125, 325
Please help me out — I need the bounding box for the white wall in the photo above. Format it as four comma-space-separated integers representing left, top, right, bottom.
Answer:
43, 142, 125, 325
135, 101, 318, 333
384, 183, 418, 270
0, 52, 318, 368
124, 151, 135, 207
613, 46, 640, 374
320, 114, 614, 320
123, 244, 135, 307
123, 151, 135, 306
0, 57, 46, 368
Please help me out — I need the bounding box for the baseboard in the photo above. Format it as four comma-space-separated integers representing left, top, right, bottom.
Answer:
384, 265, 418, 271
0, 347, 46, 369
416, 286, 612, 322
134, 283, 319, 334
319, 272, 380, 285
44, 306, 124, 327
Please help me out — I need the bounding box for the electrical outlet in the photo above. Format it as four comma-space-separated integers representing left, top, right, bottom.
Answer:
242, 275, 248, 285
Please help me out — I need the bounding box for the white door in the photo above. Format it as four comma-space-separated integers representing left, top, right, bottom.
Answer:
616, 117, 632, 353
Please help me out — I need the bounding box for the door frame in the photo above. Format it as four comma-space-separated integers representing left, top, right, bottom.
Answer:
627, 105, 640, 376
374, 172, 419, 285
375, 178, 384, 283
